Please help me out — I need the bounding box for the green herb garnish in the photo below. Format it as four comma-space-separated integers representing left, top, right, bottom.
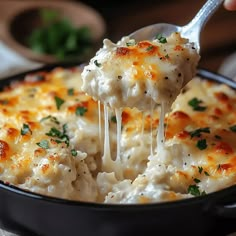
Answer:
189, 127, 210, 138
229, 125, 236, 132
204, 171, 210, 176
194, 178, 201, 183
36, 140, 49, 149
68, 88, 74, 96
40, 115, 60, 125
27, 9, 93, 61
111, 116, 117, 123
21, 123, 32, 135
76, 107, 88, 116
187, 185, 201, 196
188, 98, 207, 111
94, 60, 101, 67
54, 96, 65, 110
198, 166, 203, 174
46, 125, 69, 147
71, 149, 77, 156
126, 39, 136, 46
155, 33, 167, 43
146, 46, 154, 51
196, 139, 207, 150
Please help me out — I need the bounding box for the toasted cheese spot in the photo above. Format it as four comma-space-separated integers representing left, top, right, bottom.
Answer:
81, 32, 200, 110
213, 108, 223, 116
41, 164, 50, 174
116, 47, 130, 56
7, 128, 19, 140
0, 140, 10, 160
122, 111, 131, 124
0, 66, 236, 204
34, 148, 47, 157
214, 142, 233, 154
174, 45, 183, 51
214, 92, 229, 102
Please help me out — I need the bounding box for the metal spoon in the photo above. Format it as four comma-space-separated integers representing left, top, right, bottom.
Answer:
129, 0, 224, 52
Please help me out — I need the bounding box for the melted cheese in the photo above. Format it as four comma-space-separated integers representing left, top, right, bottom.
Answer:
0, 67, 236, 204
81, 32, 200, 111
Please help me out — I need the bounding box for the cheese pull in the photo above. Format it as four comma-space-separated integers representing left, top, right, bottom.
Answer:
81, 32, 200, 111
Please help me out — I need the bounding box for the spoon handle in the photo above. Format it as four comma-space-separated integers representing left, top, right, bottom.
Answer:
181, 0, 224, 49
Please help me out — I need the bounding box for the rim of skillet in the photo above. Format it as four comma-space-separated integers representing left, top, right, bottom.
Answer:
0, 63, 236, 210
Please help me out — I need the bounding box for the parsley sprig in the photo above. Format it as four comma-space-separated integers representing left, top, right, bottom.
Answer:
188, 98, 207, 111
196, 139, 207, 150
46, 124, 70, 146
40, 115, 60, 125
188, 185, 206, 196
155, 33, 167, 43
76, 106, 88, 116
36, 140, 49, 149
229, 125, 236, 132
189, 127, 210, 138
54, 96, 65, 110
21, 123, 32, 135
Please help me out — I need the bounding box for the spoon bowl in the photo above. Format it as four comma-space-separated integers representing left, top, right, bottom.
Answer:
130, 0, 224, 52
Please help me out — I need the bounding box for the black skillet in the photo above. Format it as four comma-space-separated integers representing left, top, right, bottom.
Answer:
0, 65, 235, 236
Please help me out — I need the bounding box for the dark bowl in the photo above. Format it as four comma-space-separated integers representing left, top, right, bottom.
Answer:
0, 65, 236, 236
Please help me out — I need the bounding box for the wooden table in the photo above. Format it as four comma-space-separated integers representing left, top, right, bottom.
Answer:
81, 0, 236, 73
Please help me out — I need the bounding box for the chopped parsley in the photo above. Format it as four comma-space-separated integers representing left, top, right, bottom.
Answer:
54, 96, 65, 110
67, 88, 74, 96
196, 139, 207, 150
21, 123, 32, 135
155, 33, 167, 43
40, 115, 60, 125
71, 149, 77, 156
214, 135, 221, 140
198, 166, 203, 174
189, 127, 210, 138
36, 140, 49, 149
188, 98, 207, 111
187, 185, 201, 196
229, 125, 236, 132
188, 185, 206, 196
76, 106, 88, 116
94, 60, 101, 67
46, 125, 69, 146
126, 39, 136, 46
146, 45, 154, 51
193, 178, 201, 183
111, 116, 117, 123
204, 171, 210, 176
46, 127, 62, 137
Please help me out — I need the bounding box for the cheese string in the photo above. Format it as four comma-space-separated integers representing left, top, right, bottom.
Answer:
115, 108, 122, 163
98, 101, 103, 152
157, 101, 166, 155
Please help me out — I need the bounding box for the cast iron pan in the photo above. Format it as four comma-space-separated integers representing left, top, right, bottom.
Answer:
0, 65, 235, 236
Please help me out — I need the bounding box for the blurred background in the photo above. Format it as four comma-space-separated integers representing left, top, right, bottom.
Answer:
0, 0, 235, 79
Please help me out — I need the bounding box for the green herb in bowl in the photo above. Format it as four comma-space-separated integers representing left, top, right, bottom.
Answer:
27, 9, 94, 61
